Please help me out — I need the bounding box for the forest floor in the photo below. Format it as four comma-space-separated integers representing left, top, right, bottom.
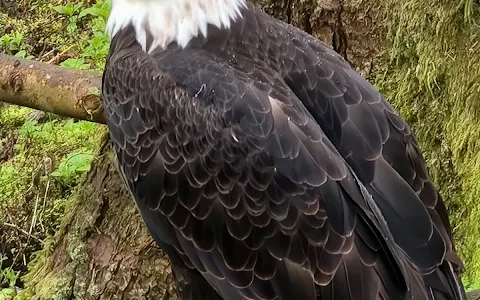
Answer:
0, 0, 479, 298
0, 0, 109, 297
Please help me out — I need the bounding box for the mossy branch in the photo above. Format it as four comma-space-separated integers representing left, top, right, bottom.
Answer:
0, 54, 105, 124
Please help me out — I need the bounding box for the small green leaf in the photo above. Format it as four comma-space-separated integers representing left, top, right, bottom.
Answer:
60, 58, 91, 70
79, 7, 109, 19
53, 5, 67, 14
14, 50, 27, 58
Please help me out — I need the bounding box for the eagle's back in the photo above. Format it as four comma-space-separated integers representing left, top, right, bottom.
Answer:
101, 4, 466, 300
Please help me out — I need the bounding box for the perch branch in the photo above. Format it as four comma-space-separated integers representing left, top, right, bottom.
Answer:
0, 54, 105, 124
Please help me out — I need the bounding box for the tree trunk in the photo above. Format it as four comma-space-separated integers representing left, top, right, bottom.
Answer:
19, 1, 479, 299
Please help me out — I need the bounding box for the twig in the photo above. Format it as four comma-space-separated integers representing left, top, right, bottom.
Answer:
46, 45, 74, 64
28, 194, 40, 241
38, 47, 57, 62
3, 222, 43, 244
38, 179, 50, 233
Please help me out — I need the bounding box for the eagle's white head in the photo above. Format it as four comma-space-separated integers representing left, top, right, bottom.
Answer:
106, 0, 248, 53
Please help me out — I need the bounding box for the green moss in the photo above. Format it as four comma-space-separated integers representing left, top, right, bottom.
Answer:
0, 116, 100, 229
0, 0, 110, 69
19, 130, 110, 300
0, 106, 33, 128
0, 115, 101, 297
373, 0, 480, 288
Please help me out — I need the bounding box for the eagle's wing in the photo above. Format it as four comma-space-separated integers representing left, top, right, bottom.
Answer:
271, 20, 465, 299
103, 31, 426, 300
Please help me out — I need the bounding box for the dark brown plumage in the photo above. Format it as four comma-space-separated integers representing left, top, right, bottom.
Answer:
101, 2, 466, 299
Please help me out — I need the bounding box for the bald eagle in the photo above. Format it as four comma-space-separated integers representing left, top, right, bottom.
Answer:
101, 0, 467, 299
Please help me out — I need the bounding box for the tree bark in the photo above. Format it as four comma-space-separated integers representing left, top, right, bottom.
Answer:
8, 1, 478, 300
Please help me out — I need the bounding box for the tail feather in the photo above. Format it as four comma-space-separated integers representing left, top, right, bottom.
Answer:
425, 260, 467, 300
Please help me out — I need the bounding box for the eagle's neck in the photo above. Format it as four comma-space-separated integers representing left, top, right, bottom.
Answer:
106, 0, 248, 53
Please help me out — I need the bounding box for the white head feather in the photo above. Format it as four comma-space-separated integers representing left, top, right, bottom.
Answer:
106, 0, 248, 53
